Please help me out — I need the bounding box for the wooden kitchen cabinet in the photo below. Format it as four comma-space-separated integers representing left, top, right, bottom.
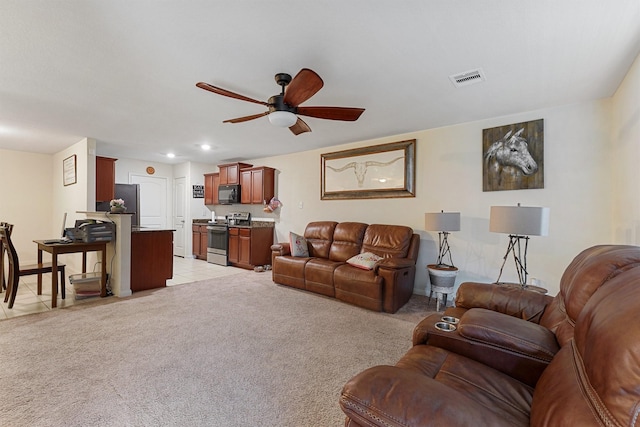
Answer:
204, 172, 219, 205
218, 162, 253, 185
131, 229, 174, 292
240, 166, 275, 204
239, 228, 251, 265
228, 227, 239, 263
96, 156, 117, 202
192, 224, 208, 260
228, 226, 273, 269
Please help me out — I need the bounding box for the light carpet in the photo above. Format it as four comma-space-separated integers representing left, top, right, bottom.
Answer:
0, 270, 435, 427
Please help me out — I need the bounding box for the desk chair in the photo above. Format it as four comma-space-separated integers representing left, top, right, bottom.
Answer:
0, 226, 66, 309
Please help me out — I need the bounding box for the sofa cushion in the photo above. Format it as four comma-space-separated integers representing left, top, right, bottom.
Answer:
334, 265, 383, 311
362, 224, 413, 258
328, 222, 368, 262
289, 232, 309, 257
346, 252, 382, 270
304, 258, 343, 297
304, 221, 338, 258
271, 256, 309, 290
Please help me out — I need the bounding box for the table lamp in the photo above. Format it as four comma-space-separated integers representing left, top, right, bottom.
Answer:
424, 211, 461, 267
425, 211, 460, 310
490, 204, 549, 286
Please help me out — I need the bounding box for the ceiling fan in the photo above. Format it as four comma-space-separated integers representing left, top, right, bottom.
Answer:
196, 68, 365, 135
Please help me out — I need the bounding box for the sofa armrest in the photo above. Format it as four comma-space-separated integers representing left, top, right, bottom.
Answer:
455, 281, 553, 322
341, 365, 517, 427
458, 308, 559, 360
271, 242, 291, 256
374, 257, 415, 272
412, 310, 558, 386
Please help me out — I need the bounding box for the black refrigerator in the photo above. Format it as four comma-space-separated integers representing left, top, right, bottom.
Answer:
96, 183, 140, 227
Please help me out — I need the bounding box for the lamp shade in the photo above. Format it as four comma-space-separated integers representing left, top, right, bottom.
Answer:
425, 212, 460, 232
268, 111, 297, 127
489, 205, 549, 236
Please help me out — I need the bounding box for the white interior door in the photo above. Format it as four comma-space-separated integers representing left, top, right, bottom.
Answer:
173, 177, 186, 257
130, 175, 167, 229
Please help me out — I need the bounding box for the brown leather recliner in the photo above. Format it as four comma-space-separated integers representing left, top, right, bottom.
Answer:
271, 221, 420, 313
412, 245, 640, 386
340, 245, 640, 426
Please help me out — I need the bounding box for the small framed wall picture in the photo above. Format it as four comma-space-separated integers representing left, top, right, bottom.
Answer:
63, 155, 77, 186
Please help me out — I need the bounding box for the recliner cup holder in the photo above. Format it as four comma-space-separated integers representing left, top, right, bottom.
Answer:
435, 321, 457, 332
441, 316, 459, 324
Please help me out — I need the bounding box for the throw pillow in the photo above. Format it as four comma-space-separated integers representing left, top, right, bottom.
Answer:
347, 252, 383, 270
289, 232, 309, 257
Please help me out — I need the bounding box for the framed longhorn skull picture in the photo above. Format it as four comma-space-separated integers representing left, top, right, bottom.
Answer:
321, 139, 416, 200
482, 119, 544, 191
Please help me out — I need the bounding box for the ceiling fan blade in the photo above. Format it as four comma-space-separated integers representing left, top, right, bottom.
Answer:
196, 82, 268, 106
289, 117, 311, 135
223, 111, 269, 123
283, 69, 324, 107
296, 106, 365, 121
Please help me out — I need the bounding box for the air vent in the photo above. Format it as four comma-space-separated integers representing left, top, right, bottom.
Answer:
449, 68, 486, 88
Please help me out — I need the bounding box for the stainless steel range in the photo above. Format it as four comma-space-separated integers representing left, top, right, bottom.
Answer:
206, 222, 229, 265
206, 212, 252, 265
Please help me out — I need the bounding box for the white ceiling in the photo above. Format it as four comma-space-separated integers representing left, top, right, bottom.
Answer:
1, 1, 639, 165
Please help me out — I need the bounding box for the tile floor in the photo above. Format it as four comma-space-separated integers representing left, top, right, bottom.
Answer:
0, 256, 245, 320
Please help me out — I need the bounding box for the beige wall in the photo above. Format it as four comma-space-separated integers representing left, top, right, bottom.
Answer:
248, 99, 614, 296
611, 52, 640, 244
0, 149, 53, 262
0, 138, 93, 269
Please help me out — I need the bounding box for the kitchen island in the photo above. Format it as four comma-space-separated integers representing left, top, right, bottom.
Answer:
131, 227, 175, 292
79, 212, 175, 296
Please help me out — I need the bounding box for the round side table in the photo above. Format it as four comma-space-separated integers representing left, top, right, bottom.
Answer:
427, 264, 458, 311
429, 285, 456, 311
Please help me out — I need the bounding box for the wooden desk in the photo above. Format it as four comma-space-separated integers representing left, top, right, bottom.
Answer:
34, 240, 108, 308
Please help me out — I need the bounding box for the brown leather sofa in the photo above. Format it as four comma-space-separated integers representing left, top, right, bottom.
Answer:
340, 245, 640, 426
271, 221, 420, 313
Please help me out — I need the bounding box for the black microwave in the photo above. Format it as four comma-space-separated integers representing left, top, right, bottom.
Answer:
218, 184, 241, 204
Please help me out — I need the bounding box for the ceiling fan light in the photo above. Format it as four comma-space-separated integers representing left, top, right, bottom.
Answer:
268, 111, 297, 127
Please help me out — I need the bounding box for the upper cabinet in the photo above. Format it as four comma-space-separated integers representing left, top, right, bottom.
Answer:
204, 162, 275, 206
204, 172, 219, 205
96, 156, 117, 202
240, 166, 275, 204
218, 162, 253, 185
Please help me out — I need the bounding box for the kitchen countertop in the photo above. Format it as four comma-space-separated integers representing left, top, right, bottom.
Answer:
192, 219, 274, 228
245, 221, 275, 228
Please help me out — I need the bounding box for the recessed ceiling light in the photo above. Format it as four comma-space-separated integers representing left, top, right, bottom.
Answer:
201, 144, 211, 150
167, 153, 176, 158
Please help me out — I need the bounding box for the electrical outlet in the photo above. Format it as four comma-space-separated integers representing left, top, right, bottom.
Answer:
298, 202, 304, 209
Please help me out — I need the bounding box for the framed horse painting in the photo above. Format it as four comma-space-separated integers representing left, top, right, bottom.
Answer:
482, 119, 544, 191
